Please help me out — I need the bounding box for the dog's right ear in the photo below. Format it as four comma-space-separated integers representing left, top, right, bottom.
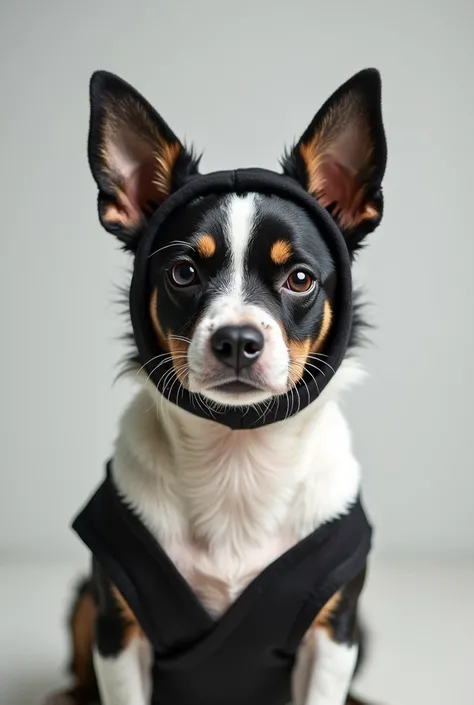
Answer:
88, 71, 200, 250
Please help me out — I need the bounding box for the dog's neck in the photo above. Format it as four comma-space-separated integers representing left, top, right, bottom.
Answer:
112, 359, 364, 556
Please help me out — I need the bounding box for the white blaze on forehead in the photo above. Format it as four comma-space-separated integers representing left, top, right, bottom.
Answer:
225, 193, 257, 299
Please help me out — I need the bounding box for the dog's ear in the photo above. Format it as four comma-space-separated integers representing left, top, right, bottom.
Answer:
282, 69, 387, 252
88, 71, 200, 249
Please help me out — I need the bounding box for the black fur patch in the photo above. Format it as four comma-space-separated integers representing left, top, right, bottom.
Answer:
92, 559, 128, 658
121, 192, 369, 377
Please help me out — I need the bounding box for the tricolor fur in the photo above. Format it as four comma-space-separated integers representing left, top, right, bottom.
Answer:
46, 68, 387, 705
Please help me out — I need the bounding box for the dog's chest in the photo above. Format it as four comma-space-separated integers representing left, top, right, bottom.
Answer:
113, 391, 361, 620
151, 434, 302, 618
163, 532, 296, 618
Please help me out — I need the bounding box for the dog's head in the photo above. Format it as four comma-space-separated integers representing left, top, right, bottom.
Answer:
88, 70, 386, 409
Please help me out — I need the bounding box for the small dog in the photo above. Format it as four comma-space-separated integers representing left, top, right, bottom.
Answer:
48, 68, 387, 705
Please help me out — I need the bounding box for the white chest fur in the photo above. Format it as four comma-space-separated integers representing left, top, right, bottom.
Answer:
112, 364, 362, 619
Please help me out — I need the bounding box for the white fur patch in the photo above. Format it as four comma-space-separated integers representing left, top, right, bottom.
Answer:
114, 358, 363, 619
186, 193, 293, 404
293, 628, 358, 705
93, 637, 152, 705
187, 297, 290, 405
225, 193, 256, 298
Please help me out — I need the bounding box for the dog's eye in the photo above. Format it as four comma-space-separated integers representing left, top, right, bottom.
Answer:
285, 270, 315, 294
169, 262, 199, 287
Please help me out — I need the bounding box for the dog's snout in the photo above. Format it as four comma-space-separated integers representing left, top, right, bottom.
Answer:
211, 325, 264, 370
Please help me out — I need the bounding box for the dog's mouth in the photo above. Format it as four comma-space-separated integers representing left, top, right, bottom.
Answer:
208, 380, 262, 395
195, 374, 277, 406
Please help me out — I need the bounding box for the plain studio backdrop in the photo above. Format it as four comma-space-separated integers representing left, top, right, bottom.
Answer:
0, 1, 473, 704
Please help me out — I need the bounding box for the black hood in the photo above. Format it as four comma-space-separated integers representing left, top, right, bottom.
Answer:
130, 167, 353, 430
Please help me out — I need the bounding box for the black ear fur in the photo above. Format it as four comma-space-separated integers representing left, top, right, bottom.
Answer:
282, 68, 387, 253
88, 71, 200, 250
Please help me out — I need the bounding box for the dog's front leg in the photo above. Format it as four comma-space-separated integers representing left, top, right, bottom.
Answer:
292, 567, 366, 705
94, 637, 152, 705
93, 561, 153, 705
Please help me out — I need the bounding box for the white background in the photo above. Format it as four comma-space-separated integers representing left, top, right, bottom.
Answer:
1, 0, 473, 562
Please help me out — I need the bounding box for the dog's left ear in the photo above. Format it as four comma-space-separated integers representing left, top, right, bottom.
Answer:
88, 71, 200, 250
282, 68, 387, 252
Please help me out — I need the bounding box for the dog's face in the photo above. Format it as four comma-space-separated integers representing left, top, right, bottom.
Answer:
88, 70, 386, 407
147, 193, 336, 406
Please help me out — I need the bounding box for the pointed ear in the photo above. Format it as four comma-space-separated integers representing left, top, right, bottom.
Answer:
88, 71, 200, 249
282, 69, 387, 251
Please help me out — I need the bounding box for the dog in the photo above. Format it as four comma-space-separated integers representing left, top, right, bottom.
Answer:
47, 67, 387, 705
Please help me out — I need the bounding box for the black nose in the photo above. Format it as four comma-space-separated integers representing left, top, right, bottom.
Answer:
211, 325, 264, 370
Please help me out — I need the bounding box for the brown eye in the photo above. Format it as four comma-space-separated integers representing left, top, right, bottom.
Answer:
285, 270, 315, 293
169, 262, 198, 287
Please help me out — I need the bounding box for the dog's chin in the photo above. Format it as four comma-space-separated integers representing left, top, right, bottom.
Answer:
196, 380, 276, 407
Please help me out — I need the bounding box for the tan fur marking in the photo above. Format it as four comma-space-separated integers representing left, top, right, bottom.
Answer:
150, 288, 169, 351
288, 338, 311, 385
299, 92, 378, 230
300, 141, 326, 199
153, 141, 181, 199
197, 234, 217, 258
287, 300, 332, 384
363, 203, 379, 220
100, 96, 182, 223
71, 591, 96, 683
270, 240, 292, 265
150, 289, 191, 386
312, 589, 342, 638
112, 587, 144, 647
311, 300, 333, 353
168, 336, 190, 386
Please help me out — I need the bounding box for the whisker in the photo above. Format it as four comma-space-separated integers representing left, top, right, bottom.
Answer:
158, 365, 182, 428
273, 392, 281, 421
289, 355, 327, 378
302, 367, 320, 396
166, 363, 189, 404
196, 393, 217, 420
253, 397, 274, 426
306, 353, 336, 375
144, 355, 188, 386
304, 361, 327, 377
148, 241, 195, 259
134, 352, 174, 378
300, 375, 311, 407
168, 334, 192, 344
295, 379, 301, 416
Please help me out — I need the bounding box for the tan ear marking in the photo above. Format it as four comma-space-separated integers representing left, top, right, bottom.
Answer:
299, 141, 326, 200
298, 91, 380, 231
153, 141, 182, 199
197, 234, 216, 258
270, 240, 292, 266
100, 102, 182, 223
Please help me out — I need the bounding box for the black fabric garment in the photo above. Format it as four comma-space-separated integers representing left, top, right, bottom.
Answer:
72, 463, 372, 705
130, 168, 353, 430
